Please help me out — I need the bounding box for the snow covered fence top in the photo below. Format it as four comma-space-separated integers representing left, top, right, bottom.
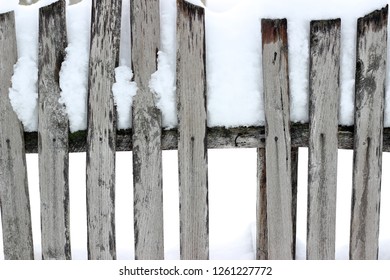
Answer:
1, 0, 390, 132
0, 0, 389, 261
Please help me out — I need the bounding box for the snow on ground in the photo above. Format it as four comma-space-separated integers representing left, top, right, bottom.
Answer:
1, 0, 390, 260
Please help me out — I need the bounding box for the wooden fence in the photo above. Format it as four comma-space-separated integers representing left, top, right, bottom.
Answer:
0, 0, 388, 260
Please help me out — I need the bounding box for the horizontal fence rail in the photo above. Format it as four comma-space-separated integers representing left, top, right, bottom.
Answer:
0, 0, 389, 261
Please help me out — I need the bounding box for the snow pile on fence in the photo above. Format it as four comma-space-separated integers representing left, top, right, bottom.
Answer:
0, 0, 389, 132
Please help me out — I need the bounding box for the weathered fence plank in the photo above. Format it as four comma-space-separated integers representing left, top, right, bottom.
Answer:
38, 0, 70, 260
262, 19, 293, 260
86, 0, 121, 260
291, 147, 298, 259
177, 0, 209, 260
256, 148, 267, 260
350, 6, 388, 260
0, 11, 34, 260
131, 0, 164, 260
307, 19, 340, 260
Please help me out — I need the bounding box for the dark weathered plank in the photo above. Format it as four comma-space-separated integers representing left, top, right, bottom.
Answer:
291, 147, 298, 259
256, 148, 267, 260
262, 19, 293, 260
86, 0, 121, 260
177, 0, 209, 260
307, 19, 340, 260
0, 11, 34, 260
38, 0, 70, 260
131, 0, 164, 260
350, 6, 388, 260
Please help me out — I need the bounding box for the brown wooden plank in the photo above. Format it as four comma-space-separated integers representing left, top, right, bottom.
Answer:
86, 0, 121, 260
262, 18, 293, 260
177, 0, 209, 260
38, 0, 70, 260
0, 11, 34, 260
307, 19, 340, 260
131, 0, 164, 260
350, 6, 388, 260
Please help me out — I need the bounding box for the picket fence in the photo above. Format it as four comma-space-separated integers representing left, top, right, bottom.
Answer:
0, 0, 388, 260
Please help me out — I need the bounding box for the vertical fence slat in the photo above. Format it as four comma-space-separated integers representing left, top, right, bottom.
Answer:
177, 0, 209, 260
131, 0, 164, 260
256, 148, 267, 260
86, 0, 121, 260
307, 19, 340, 260
261, 19, 293, 260
0, 11, 34, 260
291, 147, 299, 259
350, 6, 388, 260
38, 0, 70, 260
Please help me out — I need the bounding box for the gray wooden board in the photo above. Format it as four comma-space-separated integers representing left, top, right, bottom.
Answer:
176, 0, 209, 260
21, 124, 390, 153
350, 6, 388, 260
38, 0, 70, 260
86, 0, 121, 260
131, 0, 164, 260
256, 148, 267, 260
307, 19, 340, 260
262, 19, 293, 260
0, 11, 34, 260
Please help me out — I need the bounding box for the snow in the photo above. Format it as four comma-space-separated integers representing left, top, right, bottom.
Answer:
2, 0, 390, 129
1, 0, 390, 260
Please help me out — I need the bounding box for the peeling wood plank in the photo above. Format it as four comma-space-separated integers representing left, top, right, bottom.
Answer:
131, 0, 164, 260
177, 0, 209, 260
262, 19, 293, 260
307, 19, 340, 260
86, 0, 121, 260
350, 6, 388, 260
38, 0, 70, 260
0, 11, 34, 260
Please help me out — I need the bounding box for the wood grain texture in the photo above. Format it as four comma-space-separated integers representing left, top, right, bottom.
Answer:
291, 147, 298, 260
262, 19, 293, 260
177, 0, 209, 260
307, 19, 340, 260
350, 6, 388, 260
256, 148, 267, 260
21, 124, 390, 153
86, 0, 121, 260
38, 1, 70, 260
0, 11, 34, 260
131, 0, 164, 260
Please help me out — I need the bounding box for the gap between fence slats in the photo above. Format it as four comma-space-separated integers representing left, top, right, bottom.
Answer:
262, 18, 294, 260
177, 0, 209, 260
38, 0, 70, 260
350, 6, 388, 260
86, 0, 121, 260
307, 19, 340, 260
131, 0, 164, 260
0, 11, 34, 260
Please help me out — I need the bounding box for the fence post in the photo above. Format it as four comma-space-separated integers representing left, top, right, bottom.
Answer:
0, 11, 34, 260
177, 0, 209, 260
261, 18, 293, 260
350, 6, 388, 260
307, 19, 340, 260
86, 0, 122, 260
131, 0, 164, 260
38, 0, 70, 260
